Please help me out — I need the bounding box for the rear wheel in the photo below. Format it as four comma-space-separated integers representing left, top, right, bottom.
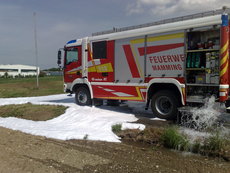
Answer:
75, 87, 92, 106
151, 90, 179, 120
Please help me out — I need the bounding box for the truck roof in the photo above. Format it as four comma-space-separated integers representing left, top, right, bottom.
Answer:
92, 7, 230, 37
66, 7, 229, 46
89, 15, 221, 41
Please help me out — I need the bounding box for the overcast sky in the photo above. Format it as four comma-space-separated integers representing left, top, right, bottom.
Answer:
0, 0, 230, 69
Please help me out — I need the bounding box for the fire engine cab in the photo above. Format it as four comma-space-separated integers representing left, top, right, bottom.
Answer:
58, 7, 230, 120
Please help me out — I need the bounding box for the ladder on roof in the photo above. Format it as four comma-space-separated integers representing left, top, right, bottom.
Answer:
92, 7, 230, 36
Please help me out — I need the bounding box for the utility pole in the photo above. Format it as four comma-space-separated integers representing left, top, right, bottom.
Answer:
33, 12, 39, 88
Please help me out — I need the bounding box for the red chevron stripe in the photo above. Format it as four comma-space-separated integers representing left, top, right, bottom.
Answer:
123, 45, 141, 78
138, 43, 184, 56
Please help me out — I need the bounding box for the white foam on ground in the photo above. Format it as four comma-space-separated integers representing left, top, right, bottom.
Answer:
150, 117, 166, 121
121, 123, 145, 131
0, 94, 145, 142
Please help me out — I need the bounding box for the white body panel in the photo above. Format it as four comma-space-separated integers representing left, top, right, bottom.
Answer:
146, 31, 185, 78
82, 37, 88, 77
115, 35, 145, 83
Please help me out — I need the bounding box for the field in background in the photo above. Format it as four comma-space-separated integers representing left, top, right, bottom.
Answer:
0, 76, 64, 98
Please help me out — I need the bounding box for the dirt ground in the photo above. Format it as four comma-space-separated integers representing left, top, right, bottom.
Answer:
0, 123, 230, 173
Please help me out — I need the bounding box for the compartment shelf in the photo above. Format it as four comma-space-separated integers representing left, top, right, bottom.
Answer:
186, 68, 207, 71
186, 83, 219, 87
186, 49, 219, 53
185, 28, 220, 100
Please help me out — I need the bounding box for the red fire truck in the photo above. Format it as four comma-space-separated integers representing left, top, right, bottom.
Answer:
58, 7, 230, 120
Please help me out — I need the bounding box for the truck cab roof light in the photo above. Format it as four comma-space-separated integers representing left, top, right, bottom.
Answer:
67, 40, 76, 44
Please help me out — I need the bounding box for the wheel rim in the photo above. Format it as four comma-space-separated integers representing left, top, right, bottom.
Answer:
77, 91, 87, 104
155, 96, 173, 116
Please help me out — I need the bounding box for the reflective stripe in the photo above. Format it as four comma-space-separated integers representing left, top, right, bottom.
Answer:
113, 92, 134, 97
130, 32, 184, 44
220, 92, 226, 96
220, 40, 229, 54
103, 88, 114, 92
219, 84, 229, 89
220, 51, 229, 66
94, 59, 101, 65
96, 63, 113, 72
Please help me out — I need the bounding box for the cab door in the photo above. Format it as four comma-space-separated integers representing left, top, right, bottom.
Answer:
64, 46, 82, 83
88, 40, 114, 82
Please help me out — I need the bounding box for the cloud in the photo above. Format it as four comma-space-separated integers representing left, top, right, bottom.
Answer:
126, 0, 230, 17
126, 1, 143, 15
1, 0, 230, 69
0, 3, 21, 11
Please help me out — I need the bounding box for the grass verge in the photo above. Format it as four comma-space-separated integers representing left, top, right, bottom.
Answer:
161, 127, 189, 151
0, 76, 64, 98
0, 103, 67, 121
114, 126, 230, 161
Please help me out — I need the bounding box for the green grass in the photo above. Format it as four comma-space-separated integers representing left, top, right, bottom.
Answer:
114, 124, 230, 160
161, 127, 189, 151
160, 127, 230, 159
202, 133, 226, 152
112, 124, 122, 134
0, 103, 67, 121
0, 76, 67, 121
0, 76, 64, 98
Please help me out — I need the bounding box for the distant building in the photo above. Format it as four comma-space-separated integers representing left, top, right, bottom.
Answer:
44, 71, 63, 76
0, 64, 40, 77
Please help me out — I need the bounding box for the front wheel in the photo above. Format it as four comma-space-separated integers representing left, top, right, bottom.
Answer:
151, 90, 179, 120
75, 87, 92, 106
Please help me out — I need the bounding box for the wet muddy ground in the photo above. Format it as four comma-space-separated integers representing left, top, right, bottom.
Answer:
0, 100, 230, 172
0, 119, 230, 173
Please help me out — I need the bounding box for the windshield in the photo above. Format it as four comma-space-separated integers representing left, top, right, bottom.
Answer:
65, 47, 78, 65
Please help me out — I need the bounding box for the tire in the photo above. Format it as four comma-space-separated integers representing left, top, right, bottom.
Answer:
151, 90, 179, 120
75, 87, 92, 106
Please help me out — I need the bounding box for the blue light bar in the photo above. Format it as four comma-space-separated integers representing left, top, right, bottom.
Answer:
66, 40, 76, 44
221, 14, 228, 26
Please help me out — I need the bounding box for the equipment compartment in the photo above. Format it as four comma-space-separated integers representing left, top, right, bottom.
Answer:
185, 27, 220, 102
186, 28, 220, 85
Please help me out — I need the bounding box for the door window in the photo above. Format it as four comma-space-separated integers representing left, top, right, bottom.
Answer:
65, 47, 78, 65
92, 41, 107, 59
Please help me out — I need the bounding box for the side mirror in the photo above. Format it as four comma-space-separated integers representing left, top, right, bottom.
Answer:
57, 50, 62, 66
